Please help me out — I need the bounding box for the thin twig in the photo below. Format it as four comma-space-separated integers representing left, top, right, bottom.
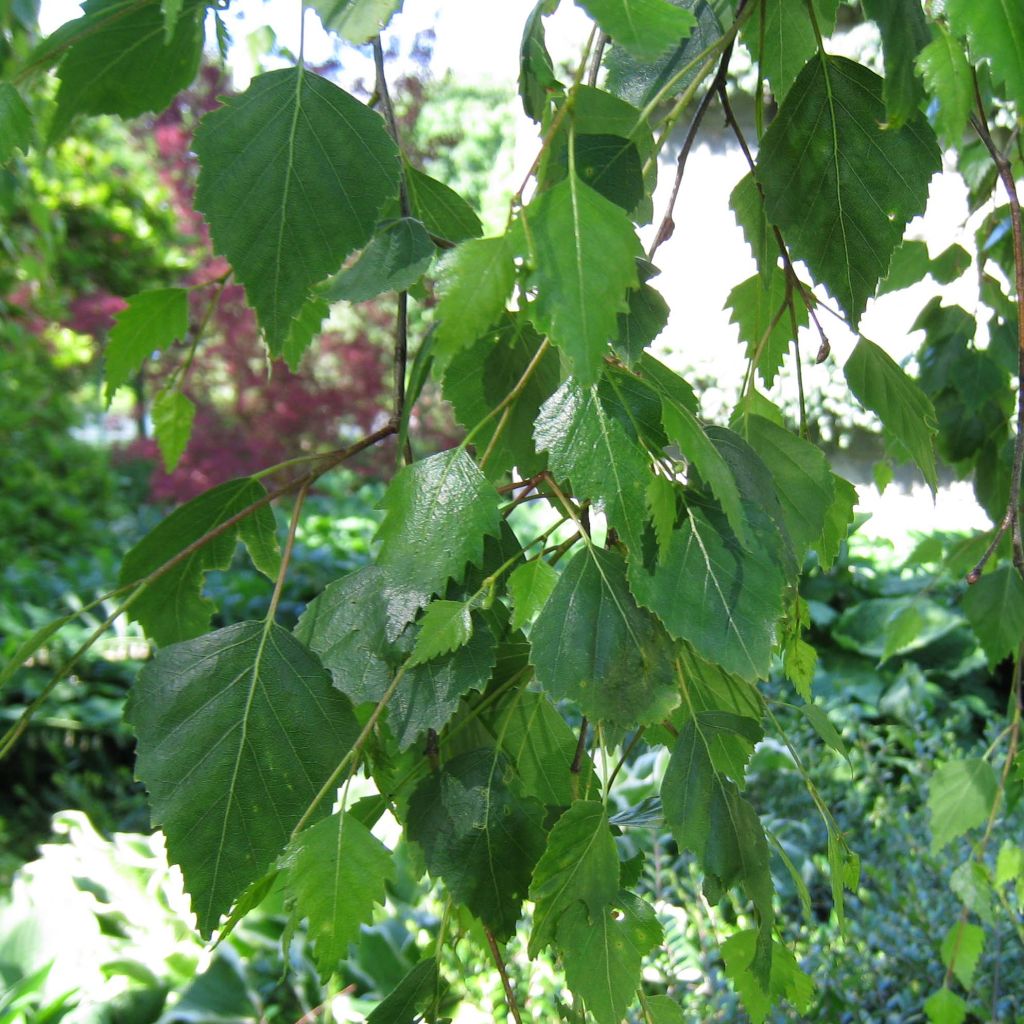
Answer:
265, 480, 309, 624
571, 717, 590, 775
587, 31, 608, 87
484, 928, 525, 1024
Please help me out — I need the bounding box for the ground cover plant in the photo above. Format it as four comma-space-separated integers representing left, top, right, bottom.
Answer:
1, 1, 1023, 1022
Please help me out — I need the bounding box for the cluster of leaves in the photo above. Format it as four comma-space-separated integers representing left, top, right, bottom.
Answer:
2, 1, 1024, 1023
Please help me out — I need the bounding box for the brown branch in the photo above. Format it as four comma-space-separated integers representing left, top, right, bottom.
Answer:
571, 717, 590, 775
484, 928, 525, 1024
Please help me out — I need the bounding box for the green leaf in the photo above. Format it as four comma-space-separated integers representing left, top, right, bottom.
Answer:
940, 922, 985, 991
995, 840, 1024, 886
408, 600, 473, 667
530, 547, 680, 728
949, 860, 996, 925
105, 289, 188, 404
390, 615, 497, 749
946, 0, 1024, 110
284, 812, 394, 975
497, 691, 595, 806
720, 931, 814, 1024
535, 379, 651, 556
408, 750, 546, 939
616, 279, 669, 365
162, 0, 183, 40
295, 565, 415, 705
309, 0, 403, 43
520, 0, 561, 121
0, 84, 32, 164
322, 218, 434, 303
783, 635, 816, 700
528, 801, 619, 956
727, 268, 805, 389
916, 25, 974, 144
443, 315, 559, 480
962, 565, 1024, 668
605, 0, 722, 109
924, 987, 967, 1024
844, 337, 939, 492
629, 506, 787, 682
570, 133, 645, 212
404, 164, 483, 244
578, 0, 695, 60
525, 174, 641, 384
757, 55, 940, 325
731, 172, 775, 284
929, 758, 998, 855
152, 388, 195, 473
281, 294, 329, 371
646, 474, 677, 562
740, 0, 838, 103
376, 449, 502, 608
366, 958, 439, 1024
861, 0, 930, 127
661, 400, 750, 548
816, 474, 857, 570
558, 894, 662, 1024
49, 0, 205, 140
800, 703, 847, 761
433, 234, 516, 373
120, 477, 279, 647
125, 622, 360, 936
646, 995, 686, 1024
744, 416, 834, 555
193, 68, 399, 353
507, 560, 559, 631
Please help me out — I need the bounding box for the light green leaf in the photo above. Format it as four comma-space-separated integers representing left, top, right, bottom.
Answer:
757, 55, 940, 325
929, 758, 998, 855
720, 931, 814, 1024
800, 703, 847, 761
740, 0, 838, 102
281, 294, 329, 372
530, 547, 680, 727
528, 800, 619, 956
827, 830, 860, 930
520, 0, 561, 121
152, 388, 195, 473
408, 600, 473, 667
946, 0, 1024, 110
404, 163, 483, 244
916, 25, 974, 144
731, 172, 775, 284
646, 995, 686, 1024
861, 0, 930, 127
507, 560, 559, 631
525, 174, 641, 384
962, 565, 1024, 668
880, 604, 924, 664
162, 0, 183, 40
120, 477, 279, 647
995, 840, 1024, 886
365, 958, 438, 1024
105, 289, 188, 404
629, 506, 787, 682
728, 268, 803, 389
376, 449, 502, 608
0, 84, 32, 164
194, 68, 399, 353
323, 218, 434, 303
816, 474, 857, 570
125, 622, 360, 936
661, 401, 750, 549
309, 0, 403, 43
949, 860, 995, 925
497, 691, 596, 807
284, 812, 394, 974
558, 894, 662, 1024
49, 0, 205, 140
940, 922, 985, 991
535, 379, 651, 555
577, 0, 695, 59
408, 749, 546, 939
696, 710, 763, 783
744, 415, 834, 554
924, 987, 967, 1024
433, 234, 516, 373
845, 337, 939, 491
783, 635, 816, 700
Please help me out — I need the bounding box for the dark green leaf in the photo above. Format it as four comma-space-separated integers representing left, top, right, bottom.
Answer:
194, 68, 399, 353
125, 622, 360, 935
535, 379, 651, 555
844, 337, 938, 491
0, 84, 32, 163
730, 172, 775, 284
569, 133, 645, 211
151, 388, 195, 473
376, 449, 502, 608
963, 565, 1024, 668
727, 268, 803, 388
520, 0, 561, 121
322, 218, 433, 303
946, 0, 1024, 110
404, 163, 483, 244
757, 56, 940, 324
579, 0, 695, 59
525, 174, 641, 384
408, 750, 546, 939
615, 281, 669, 364
366, 958, 439, 1024
50, 0, 205, 140
284, 812, 394, 974
929, 758, 998, 855
120, 478, 279, 647
530, 547, 680, 727
862, 0, 930, 127
916, 25, 974, 144
528, 801, 619, 956
105, 288, 188, 404
309, 0, 403, 43
816, 474, 857, 570
281, 294, 329, 371
646, 474, 678, 562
